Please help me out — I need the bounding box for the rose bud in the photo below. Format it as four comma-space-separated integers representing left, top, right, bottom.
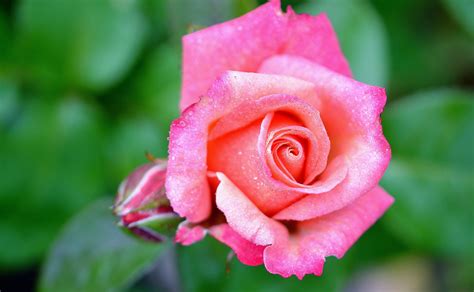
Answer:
165, 0, 394, 279
114, 160, 183, 242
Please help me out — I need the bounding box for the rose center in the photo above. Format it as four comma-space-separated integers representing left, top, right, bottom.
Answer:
266, 126, 317, 185
270, 135, 306, 182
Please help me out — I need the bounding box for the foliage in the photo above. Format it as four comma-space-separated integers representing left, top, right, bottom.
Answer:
0, 0, 472, 290
39, 199, 165, 292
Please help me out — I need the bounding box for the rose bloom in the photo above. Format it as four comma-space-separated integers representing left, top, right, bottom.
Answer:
121, 0, 394, 279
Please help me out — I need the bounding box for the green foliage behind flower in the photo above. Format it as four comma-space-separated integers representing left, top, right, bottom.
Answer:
0, 0, 472, 290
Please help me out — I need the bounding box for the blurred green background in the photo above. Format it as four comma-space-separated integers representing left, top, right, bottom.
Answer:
0, 0, 472, 291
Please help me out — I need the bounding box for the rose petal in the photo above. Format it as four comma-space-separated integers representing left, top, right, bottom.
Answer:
268, 132, 306, 182
209, 223, 265, 266
208, 93, 330, 187
283, 8, 351, 78
176, 221, 265, 266
208, 105, 346, 215
181, 1, 286, 110
264, 186, 394, 279
209, 113, 300, 215
215, 172, 286, 246
181, 1, 350, 110
214, 172, 393, 279
175, 221, 207, 246
260, 55, 391, 220
266, 125, 322, 185
114, 162, 167, 216
166, 72, 317, 222
209, 94, 324, 142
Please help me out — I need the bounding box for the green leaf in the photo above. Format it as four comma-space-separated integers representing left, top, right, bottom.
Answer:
443, 0, 474, 37
131, 45, 181, 128
0, 9, 10, 66
381, 89, 474, 259
297, 0, 388, 87
233, 0, 258, 16
15, 0, 147, 93
0, 97, 107, 269
370, 0, 473, 97
0, 78, 19, 128
39, 198, 166, 292
138, 0, 168, 41
178, 236, 349, 292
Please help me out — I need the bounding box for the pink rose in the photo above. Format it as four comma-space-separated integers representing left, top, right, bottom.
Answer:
124, 0, 394, 279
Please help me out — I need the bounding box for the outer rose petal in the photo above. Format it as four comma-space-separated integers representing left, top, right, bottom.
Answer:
284, 8, 351, 78
214, 172, 286, 246
264, 186, 394, 279
175, 222, 207, 246
175, 222, 264, 266
259, 55, 391, 220
181, 1, 285, 110
210, 224, 265, 266
214, 171, 393, 278
181, 0, 350, 110
166, 72, 316, 222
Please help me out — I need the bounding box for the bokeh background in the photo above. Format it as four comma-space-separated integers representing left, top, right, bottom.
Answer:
0, 0, 473, 291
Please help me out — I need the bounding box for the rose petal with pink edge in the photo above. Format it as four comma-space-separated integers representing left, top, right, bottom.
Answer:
267, 132, 306, 183
114, 162, 167, 216
215, 172, 286, 246
166, 72, 318, 222
208, 93, 330, 185
175, 221, 207, 246
260, 55, 391, 220
208, 108, 346, 215
208, 94, 324, 141
266, 126, 323, 185
210, 114, 298, 215
287, 155, 348, 196
264, 186, 394, 279
258, 112, 347, 194
283, 8, 351, 78
209, 223, 265, 266
181, 1, 350, 110
181, 0, 286, 110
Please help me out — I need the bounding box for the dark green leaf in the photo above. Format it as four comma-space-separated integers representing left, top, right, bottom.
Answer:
0, 77, 19, 128
131, 45, 181, 128
139, 0, 168, 41
381, 89, 474, 258
370, 0, 474, 97
297, 0, 389, 87
0, 9, 9, 65
0, 97, 107, 268
16, 0, 147, 93
233, 0, 258, 16
39, 198, 166, 292
443, 0, 474, 37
